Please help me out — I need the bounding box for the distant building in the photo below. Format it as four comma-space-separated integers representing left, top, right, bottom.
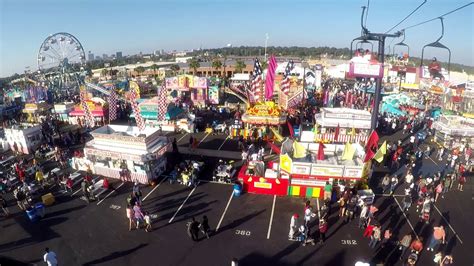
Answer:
175, 56, 193, 63
95, 55, 101, 60
88, 51, 94, 61
116, 51, 123, 59
103, 54, 108, 60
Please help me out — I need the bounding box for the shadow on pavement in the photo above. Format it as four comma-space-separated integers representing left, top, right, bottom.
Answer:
238, 252, 293, 266
215, 210, 266, 235
82, 243, 148, 266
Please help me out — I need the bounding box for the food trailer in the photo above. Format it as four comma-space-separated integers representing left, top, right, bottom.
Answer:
52, 102, 75, 121
433, 115, 474, 149
22, 102, 52, 123
73, 125, 171, 184
312, 108, 371, 143
68, 99, 108, 125
3, 125, 44, 154
240, 102, 287, 139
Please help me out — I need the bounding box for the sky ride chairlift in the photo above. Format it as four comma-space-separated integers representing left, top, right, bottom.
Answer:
420, 17, 451, 82
392, 30, 410, 63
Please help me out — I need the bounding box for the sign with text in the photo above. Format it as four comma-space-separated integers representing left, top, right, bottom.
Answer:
349, 62, 383, 78
310, 165, 344, 177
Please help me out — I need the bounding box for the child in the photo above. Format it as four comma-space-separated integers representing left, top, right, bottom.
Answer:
126, 205, 134, 231
144, 212, 152, 232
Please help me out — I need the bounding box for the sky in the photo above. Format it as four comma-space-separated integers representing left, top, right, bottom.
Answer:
0, 0, 473, 77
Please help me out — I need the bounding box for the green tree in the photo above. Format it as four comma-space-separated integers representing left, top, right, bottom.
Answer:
170, 64, 180, 75
101, 68, 108, 77
260, 60, 268, 70
135, 66, 146, 76
235, 60, 246, 73
150, 64, 159, 75
189, 59, 200, 75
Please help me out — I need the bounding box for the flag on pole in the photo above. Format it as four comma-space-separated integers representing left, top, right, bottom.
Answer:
293, 141, 307, 159
317, 142, 326, 160
79, 86, 95, 128
342, 142, 356, 160
108, 88, 118, 122
265, 55, 277, 100
251, 58, 263, 102
130, 89, 145, 131
157, 84, 168, 121
334, 124, 340, 142
364, 130, 380, 162
280, 60, 295, 95
287, 121, 294, 138
373, 140, 387, 163
268, 141, 281, 155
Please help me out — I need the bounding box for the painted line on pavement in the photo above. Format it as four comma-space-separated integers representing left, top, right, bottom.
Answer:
97, 182, 125, 205
267, 195, 277, 239
142, 176, 168, 202
198, 132, 211, 146
168, 184, 198, 223
375, 194, 405, 197
198, 179, 233, 185
316, 198, 321, 218
72, 187, 83, 196
393, 196, 419, 239
433, 204, 463, 244
177, 133, 189, 142
218, 137, 229, 150
417, 147, 440, 167
216, 190, 234, 231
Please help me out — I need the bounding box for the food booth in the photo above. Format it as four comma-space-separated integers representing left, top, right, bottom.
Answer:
433, 115, 474, 149
72, 125, 171, 184
68, 99, 108, 125
313, 108, 371, 143
237, 160, 290, 196
240, 102, 287, 139
22, 102, 52, 123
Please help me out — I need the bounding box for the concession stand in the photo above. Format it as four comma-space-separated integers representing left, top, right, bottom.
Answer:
52, 102, 75, 121
433, 115, 474, 149
312, 108, 371, 143
22, 102, 52, 123
3, 125, 44, 154
165, 75, 209, 107
240, 102, 287, 139
73, 125, 171, 184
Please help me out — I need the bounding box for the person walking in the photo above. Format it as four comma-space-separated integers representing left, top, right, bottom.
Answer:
144, 211, 152, 232
200, 215, 211, 239
369, 224, 381, 248
359, 204, 369, 229
398, 233, 413, 260
434, 183, 443, 202
187, 217, 200, 241
427, 225, 446, 251
304, 201, 316, 226
410, 237, 423, 254
318, 218, 328, 244
323, 181, 332, 201
132, 182, 142, 204
188, 136, 194, 151
289, 214, 299, 240
126, 204, 134, 231
389, 176, 398, 195
380, 228, 392, 249
381, 175, 390, 194
133, 204, 145, 229
403, 193, 412, 211
43, 247, 58, 266
457, 174, 466, 191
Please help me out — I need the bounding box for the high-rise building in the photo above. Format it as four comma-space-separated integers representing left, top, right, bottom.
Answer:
116, 51, 123, 59
88, 51, 94, 61
95, 55, 101, 60
103, 54, 108, 59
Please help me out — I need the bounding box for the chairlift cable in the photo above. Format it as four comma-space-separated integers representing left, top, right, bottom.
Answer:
385, 0, 428, 34
401, 2, 473, 31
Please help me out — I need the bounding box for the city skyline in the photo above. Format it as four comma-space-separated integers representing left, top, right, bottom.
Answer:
1, 0, 473, 77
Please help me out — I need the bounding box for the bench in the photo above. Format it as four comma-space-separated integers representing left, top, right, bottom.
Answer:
91, 180, 108, 200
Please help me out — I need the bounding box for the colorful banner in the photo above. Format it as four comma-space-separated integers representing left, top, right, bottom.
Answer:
157, 85, 167, 121
265, 55, 277, 100
79, 86, 95, 128
130, 90, 145, 131
108, 89, 118, 121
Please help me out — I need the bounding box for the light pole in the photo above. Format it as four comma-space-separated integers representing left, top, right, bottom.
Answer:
300, 61, 310, 133
264, 33, 269, 61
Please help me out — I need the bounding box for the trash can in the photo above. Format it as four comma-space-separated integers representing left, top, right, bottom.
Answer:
233, 183, 242, 197
26, 207, 37, 222
35, 203, 46, 218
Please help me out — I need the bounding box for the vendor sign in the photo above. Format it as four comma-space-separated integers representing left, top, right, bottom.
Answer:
348, 62, 383, 78
246, 102, 281, 117
310, 165, 344, 177
279, 154, 292, 173
343, 167, 363, 178
292, 162, 311, 175
208, 86, 219, 104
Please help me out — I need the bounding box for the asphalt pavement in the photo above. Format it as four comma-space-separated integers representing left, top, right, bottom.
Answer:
0, 129, 473, 266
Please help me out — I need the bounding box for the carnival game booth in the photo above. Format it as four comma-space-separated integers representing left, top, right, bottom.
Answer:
52, 102, 75, 121
240, 102, 287, 139
4, 125, 44, 154
22, 102, 52, 123
237, 160, 290, 196
132, 98, 191, 132
285, 141, 366, 198
313, 108, 371, 143
68, 98, 108, 125
73, 125, 172, 184
433, 115, 474, 149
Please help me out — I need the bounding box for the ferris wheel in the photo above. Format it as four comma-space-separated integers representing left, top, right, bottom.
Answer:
37, 32, 85, 73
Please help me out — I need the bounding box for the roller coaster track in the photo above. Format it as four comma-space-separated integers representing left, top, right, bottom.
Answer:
223, 87, 249, 107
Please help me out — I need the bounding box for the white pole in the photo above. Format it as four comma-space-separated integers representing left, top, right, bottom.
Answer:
264, 33, 269, 61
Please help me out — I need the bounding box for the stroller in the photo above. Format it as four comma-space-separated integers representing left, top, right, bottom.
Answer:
213, 160, 236, 183
405, 252, 418, 265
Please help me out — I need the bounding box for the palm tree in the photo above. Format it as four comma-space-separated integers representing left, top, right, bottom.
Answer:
235, 60, 246, 73
150, 64, 159, 76
189, 59, 200, 75
101, 68, 108, 78
170, 64, 180, 75
135, 66, 146, 76
212, 59, 223, 76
